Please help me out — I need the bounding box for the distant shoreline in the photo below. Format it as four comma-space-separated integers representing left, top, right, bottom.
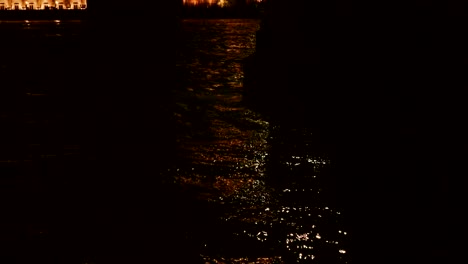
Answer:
0, 10, 88, 20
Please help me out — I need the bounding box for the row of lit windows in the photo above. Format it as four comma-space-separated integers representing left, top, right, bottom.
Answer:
0, 2, 86, 10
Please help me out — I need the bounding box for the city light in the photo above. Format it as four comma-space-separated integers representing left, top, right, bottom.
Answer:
0, 0, 87, 10
218, 0, 228, 7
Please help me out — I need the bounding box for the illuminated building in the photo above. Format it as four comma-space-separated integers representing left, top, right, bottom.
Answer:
0, 0, 87, 10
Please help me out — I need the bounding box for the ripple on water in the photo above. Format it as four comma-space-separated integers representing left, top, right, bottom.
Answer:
172, 19, 351, 263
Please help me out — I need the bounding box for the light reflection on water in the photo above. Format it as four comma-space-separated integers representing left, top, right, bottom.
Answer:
173, 19, 350, 263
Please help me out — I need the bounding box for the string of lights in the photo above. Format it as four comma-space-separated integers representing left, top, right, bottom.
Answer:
0, 0, 86, 10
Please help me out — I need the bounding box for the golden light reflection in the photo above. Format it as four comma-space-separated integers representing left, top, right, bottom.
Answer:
173, 101, 271, 202
183, 0, 261, 6
173, 19, 350, 263
201, 256, 284, 264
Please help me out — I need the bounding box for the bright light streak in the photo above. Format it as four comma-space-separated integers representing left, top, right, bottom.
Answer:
218, 0, 228, 7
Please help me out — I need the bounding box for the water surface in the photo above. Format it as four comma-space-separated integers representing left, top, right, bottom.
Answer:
172, 18, 351, 263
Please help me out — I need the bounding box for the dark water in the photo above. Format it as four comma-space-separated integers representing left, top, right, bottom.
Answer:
0, 19, 94, 263
2, 17, 457, 263
173, 19, 351, 263
1, 17, 171, 264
